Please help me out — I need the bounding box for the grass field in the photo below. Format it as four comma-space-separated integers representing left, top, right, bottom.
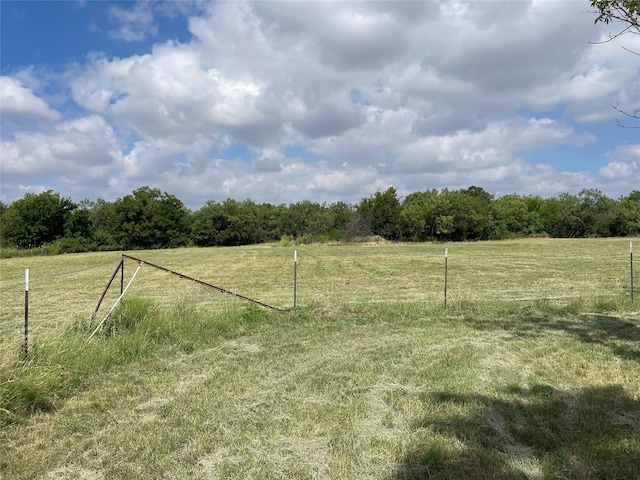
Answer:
1, 238, 639, 479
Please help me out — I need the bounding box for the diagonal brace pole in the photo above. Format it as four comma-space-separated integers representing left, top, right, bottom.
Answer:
121, 254, 292, 313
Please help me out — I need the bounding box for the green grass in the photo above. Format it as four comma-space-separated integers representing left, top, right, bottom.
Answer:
1, 238, 639, 479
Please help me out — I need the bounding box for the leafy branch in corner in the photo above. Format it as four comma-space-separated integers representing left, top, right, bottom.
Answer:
590, 0, 640, 127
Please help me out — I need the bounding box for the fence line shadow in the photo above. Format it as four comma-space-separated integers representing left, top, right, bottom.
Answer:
393, 384, 640, 480
466, 311, 640, 361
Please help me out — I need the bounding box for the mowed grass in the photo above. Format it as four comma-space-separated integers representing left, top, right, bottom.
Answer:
1, 238, 639, 479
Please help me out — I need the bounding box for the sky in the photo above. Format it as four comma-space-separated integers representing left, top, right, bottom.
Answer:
1, 0, 639, 211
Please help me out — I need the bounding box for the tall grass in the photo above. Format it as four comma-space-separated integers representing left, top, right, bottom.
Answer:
0, 296, 306, 427
1, 297, 158, 425
1, 239, 639, 479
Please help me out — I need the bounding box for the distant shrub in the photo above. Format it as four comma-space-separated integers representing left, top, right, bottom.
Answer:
275, 236, 295, 247
52, 237, 96, 254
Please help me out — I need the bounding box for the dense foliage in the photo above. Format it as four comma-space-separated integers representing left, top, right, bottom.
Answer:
1, 185, 639, 254
591, 0, 639, 33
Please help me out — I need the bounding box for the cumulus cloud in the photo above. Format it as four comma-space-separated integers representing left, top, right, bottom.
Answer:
598, 145, 640, 194
0, 76, 61, 121
1, 115, 122, 191
1, 0, 637, 207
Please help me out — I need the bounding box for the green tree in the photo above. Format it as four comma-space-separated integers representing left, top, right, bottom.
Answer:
0, 190, 76, 248
344, 212, 372, 241
358, 187, 402, 240
327, 201, 354, 231
112, 187, 191, 249
538, 197, 560, 237
216, 199, 263, 246
592, 0, 640, 37
492, 194, 544, 239
281, 200, 324, 238
49, 200, 99, 253
64, 203, 95, 240
254, 203, 285, 241
438, 187, 495, 241
611, 190, 640, 235
86, 199, 120, 249
399, 189, 444, 241
543, 193, 585, 238
191, 200, 223, 247
0, 201, 7, 247
191, 199, 265, 247
577, 188, 616, 237
311, 201, 352, 241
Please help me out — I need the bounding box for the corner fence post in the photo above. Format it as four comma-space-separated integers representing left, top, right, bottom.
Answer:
88, 261, 143, 340
631, 241, 634, 302
90, 258, 125, 324
121, 254, 124, 295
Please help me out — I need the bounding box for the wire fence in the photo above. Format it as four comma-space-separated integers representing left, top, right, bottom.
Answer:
1, 239, 637, 357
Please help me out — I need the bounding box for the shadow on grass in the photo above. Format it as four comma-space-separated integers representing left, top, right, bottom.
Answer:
468, 310, 640, 361
394, 384, 640, 480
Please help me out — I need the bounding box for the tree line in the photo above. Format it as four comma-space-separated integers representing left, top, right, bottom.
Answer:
1, 185, 639, 255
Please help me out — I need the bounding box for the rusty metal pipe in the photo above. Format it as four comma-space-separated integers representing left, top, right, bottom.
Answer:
121, 254, 291, 313
90, 258, 124, 324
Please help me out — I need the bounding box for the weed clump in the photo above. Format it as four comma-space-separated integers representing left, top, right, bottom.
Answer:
0, 359, 57, 426
0, 298, 268, 426
0, 297, 162, 426
100, 297, 157, 337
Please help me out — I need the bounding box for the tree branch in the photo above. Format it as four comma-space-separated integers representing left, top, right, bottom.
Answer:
590, 1, 640, 126
613, 104, 640, 128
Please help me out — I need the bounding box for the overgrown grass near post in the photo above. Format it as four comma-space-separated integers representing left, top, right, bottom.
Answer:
1, 239, 639, 479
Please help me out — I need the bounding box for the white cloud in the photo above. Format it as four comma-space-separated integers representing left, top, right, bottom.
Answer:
598, 145, 640, 194
1, 0, 638, 207
107, 2, 158, 42
1, 115, 122, 187
0, 76, 61, 121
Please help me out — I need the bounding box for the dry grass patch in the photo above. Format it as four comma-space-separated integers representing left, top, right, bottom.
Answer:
1, 239, 639, 479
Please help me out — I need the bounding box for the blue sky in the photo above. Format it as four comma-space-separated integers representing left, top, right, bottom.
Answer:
1, 2, 193, 69
1, 0, 638, 210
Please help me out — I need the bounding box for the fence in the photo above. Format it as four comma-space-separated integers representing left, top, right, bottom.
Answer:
1, 239, 637, 357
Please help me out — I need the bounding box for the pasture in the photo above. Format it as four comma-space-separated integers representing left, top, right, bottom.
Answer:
1, 238, 639, 479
